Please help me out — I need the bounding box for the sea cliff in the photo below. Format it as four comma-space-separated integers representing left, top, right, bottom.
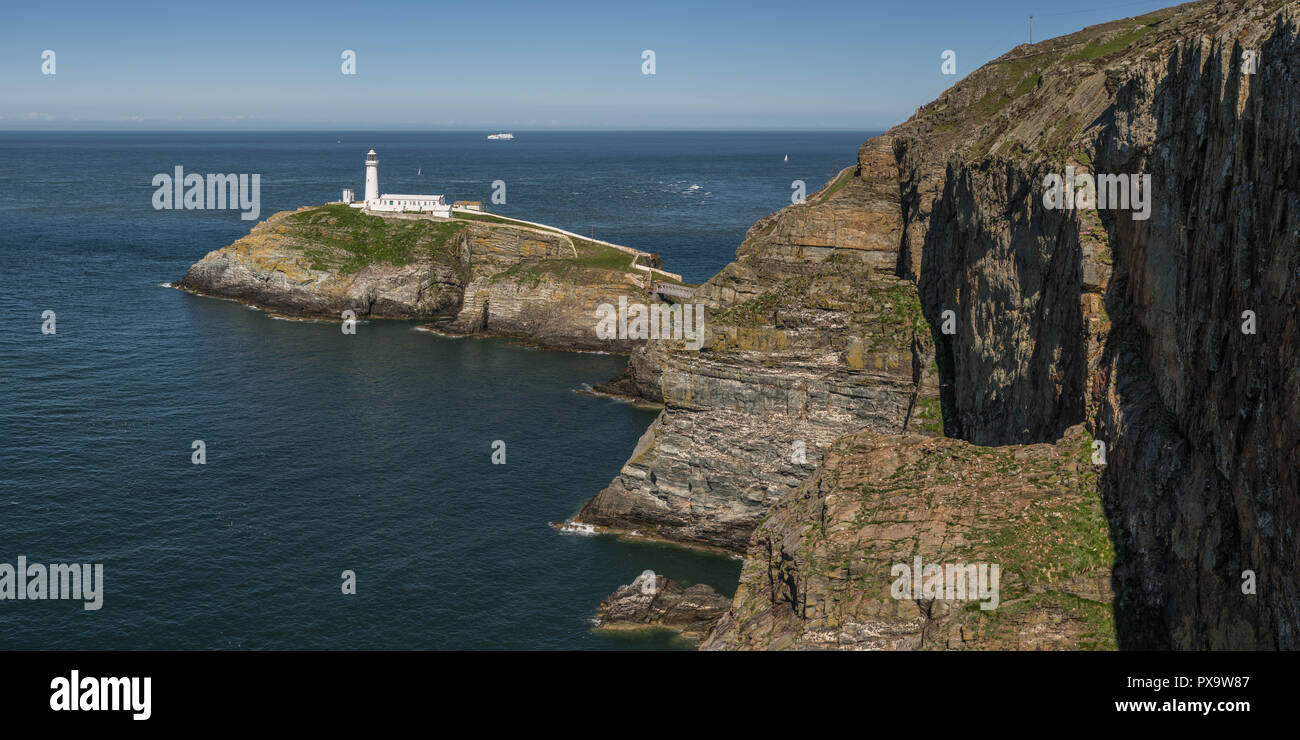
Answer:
589, 0, 1298, 650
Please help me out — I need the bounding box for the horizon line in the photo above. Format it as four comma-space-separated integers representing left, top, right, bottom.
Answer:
0, 128, 888, 134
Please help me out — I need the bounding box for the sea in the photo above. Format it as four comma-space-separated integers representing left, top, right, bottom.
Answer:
0, 131, 872, 649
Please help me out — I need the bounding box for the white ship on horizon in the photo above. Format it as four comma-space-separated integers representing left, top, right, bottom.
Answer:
486, 132, 515, 140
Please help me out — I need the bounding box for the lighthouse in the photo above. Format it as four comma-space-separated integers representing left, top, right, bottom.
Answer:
345, 149, 451, 216
364, 149, 379, 203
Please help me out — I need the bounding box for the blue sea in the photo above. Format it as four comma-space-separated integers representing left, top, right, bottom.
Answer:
0, 131, 871, 649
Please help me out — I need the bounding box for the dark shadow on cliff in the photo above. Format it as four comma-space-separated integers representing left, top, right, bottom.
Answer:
914, 159, 1090, 447
1086, 19, 1298, 647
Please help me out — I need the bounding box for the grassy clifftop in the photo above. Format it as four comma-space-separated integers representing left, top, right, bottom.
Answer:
898, 0, 1261, 162
282, 204, 663, 281
283, 205, 468, 274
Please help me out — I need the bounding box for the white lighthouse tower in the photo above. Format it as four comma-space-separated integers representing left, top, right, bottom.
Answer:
348, 148, 451, 216
364, 149, 379, 204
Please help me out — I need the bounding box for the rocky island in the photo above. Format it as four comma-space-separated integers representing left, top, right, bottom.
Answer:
177, 205, 681, 352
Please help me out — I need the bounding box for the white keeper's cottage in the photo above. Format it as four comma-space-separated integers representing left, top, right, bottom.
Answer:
341, 149, 451, 217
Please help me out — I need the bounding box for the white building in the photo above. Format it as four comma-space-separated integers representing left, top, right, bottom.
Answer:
345, 149, 451, 217
371, 194, 449, 215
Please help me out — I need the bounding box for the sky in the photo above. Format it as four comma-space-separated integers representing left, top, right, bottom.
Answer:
0, 0, 1182, 130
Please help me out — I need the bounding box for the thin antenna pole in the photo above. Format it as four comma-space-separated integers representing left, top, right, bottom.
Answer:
1030, 15, 1034, 44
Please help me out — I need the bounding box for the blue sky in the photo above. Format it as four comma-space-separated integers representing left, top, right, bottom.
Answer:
0, 0, 1178, 130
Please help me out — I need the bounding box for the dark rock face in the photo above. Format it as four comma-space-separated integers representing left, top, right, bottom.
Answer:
915, 160, 1096, 446
891, 0, 1299, 648
595, 571, 731, 643
1089, 17, 1300, 648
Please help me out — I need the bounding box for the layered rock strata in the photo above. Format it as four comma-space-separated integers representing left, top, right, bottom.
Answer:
579, 137, 942, 551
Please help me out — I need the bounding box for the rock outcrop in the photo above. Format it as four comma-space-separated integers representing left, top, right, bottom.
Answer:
579, 136, 942, 551
595, 571, 731, 643
178, 205, 664, 352
702, 425, 1114, 650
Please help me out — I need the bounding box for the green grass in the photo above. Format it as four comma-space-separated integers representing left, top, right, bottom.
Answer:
713, 259, 927, 353
1011, 71, 1041, 99
490, 239, 646, 289
916, 397, 944, 435
1064, 22, 1157, 63
978, 438, 1114, 601
287, 204, 676, 288
453, 210, 646, 274
815, 167, 856, 202
965, 590, 1117, 650
716, 291, 780, 326
285, 204, 466, 274
570, 236, 637, 272
450, 210, 518, 226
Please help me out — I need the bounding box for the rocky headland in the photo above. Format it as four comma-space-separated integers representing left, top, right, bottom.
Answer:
586, 0, 1298, 650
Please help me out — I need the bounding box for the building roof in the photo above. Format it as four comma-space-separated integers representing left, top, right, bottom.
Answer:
378, 194, 445, 200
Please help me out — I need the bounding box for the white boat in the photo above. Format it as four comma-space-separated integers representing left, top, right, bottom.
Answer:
487, 133, 515, 140
784, 154, 788, 162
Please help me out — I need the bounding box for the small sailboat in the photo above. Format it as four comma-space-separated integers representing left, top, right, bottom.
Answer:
784, 154, 789, 162
417, 168, 422, 176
